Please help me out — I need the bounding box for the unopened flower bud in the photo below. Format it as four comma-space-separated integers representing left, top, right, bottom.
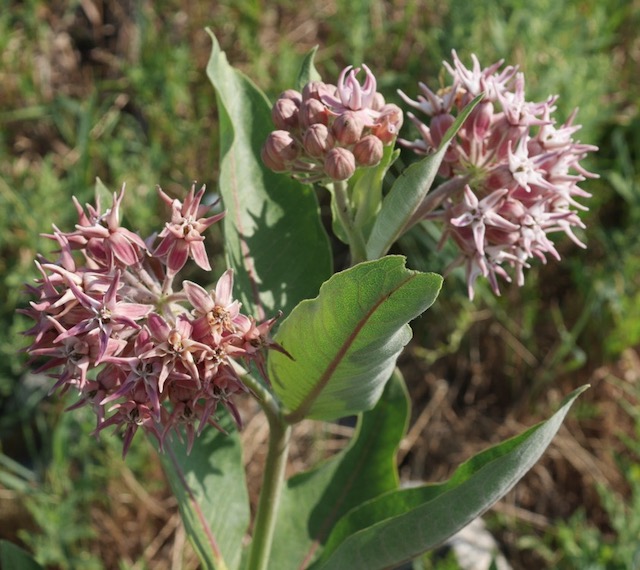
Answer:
303, 124, 335, 158
324, 147, 356, 181
371, 104, 404, 144
279, 89, 302, 105
302, 81, 332, 102
272, 97, 300, 130
371, 92, 386, 111
262, 130, 299, 172
332, 111, 365, 145
261, 145, 286, 172
353, 135, 384, 166
300, 98, 329, 128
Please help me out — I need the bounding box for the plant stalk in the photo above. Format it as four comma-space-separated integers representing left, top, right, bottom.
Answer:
241, 372, 291, 569
246, 409, 291, 570
332, 180, 368, 265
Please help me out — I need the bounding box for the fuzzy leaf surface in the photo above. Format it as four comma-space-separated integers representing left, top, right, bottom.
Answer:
206, 30, 331, 318
268, 256, 442, 422
314, 386, 589, 569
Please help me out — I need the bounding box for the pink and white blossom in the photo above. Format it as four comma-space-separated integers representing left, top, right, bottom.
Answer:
400, 52, 598, 298
23, 183, 281, 457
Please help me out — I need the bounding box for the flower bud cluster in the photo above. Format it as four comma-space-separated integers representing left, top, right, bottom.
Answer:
262, 65, 403, 183
22, 184, 282, 456
399, 51, 598, 299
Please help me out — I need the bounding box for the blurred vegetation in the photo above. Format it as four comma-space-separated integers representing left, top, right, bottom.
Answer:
1, 0, 639, 568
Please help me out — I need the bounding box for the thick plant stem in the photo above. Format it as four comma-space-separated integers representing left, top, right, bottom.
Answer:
247, 410, 291, 570
332, 180, 367, 265
241, 373, 291, 569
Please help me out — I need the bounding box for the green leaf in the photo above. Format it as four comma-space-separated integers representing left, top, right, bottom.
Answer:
295, 46, 322, 92
366, 94, 483, 260
206, 29, 332, 318
314, 385, 589, 569
94, 177, 112, 210
0, 540, 44, 570
268, 256, 442, 422
269, 370, 410, 568
160, 411, 249, 570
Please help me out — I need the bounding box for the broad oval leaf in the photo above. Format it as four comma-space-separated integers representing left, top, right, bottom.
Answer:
206, 30, 332, 319
366, 94, 483, 260
269, 370, 410, 568
160, 411, 249, 570
313, 385, 589, 569
268, 256, 442, 422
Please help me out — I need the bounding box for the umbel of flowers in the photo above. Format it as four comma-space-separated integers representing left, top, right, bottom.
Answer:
22, 184, 281, 456
399, 51, 598, 298
262, 64, 403, 183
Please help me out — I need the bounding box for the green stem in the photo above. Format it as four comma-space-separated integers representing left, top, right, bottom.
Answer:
242, 374, 291, 570
247, 416, 291, 570
332, 180, 367, 265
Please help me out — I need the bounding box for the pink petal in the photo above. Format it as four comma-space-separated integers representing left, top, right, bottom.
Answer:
462, 185, 478, 209
175, 317, 193, 338
154, 234, 175, 258
167, 240, 190, 274
214, 269, 234, 305
110, 232, 140, 266
190, 240, 211, 271
120, 227, 148, 249
147, 313, 171, 340
115, 302, 152, 320
183, 281, 214, 314
158, 364, 171, 393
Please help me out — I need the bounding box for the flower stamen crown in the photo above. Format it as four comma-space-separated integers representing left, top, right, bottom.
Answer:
398, 51, 598, 298
22, 184, 282, 456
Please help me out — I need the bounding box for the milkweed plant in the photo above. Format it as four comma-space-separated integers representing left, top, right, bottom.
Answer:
20, 31, 596, 569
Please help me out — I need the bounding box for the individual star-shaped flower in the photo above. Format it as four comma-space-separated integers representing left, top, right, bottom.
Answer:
72, 185, 148, 267
142, 313, 211, 393
183, 269, 242, 343
449, 186, 519, 256
321, 64, 380, 125
55, 270, 151, 362
154, 184, 225, 275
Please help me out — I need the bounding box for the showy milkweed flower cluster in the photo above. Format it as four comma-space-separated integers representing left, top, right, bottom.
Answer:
22, 184, 282, 456
399, 52, 598, 298
262, 65, 403, 183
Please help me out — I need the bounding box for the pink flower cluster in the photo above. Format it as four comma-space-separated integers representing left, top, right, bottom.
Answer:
262, 65, 403, 183
399, 52, 598, 298
22, 184, 281, 456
